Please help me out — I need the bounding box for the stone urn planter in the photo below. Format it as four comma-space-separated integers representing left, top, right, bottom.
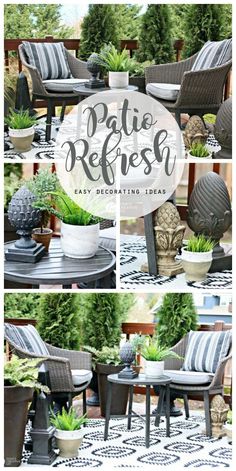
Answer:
145, 360, 164, 377
60, 222, 99, 259
96, 363, 129, 417
9, 126, 35, 152
181, 247, 213, 282
108, 71, 129, 88
55, 429, 84, 458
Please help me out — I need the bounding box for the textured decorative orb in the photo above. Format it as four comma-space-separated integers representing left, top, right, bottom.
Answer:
214, 97, 232, 159
183, 115, 208, 149
87, 53, 101, 77
120, 342, 135, 365
8, 186, 42, 234
154, 202, 181, 230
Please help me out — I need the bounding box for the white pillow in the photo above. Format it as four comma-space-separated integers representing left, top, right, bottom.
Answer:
146, 83, 180, 101
71, 369, 92, 386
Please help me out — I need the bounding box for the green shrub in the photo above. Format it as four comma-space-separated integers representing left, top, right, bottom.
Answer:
4, 355, 49, 393
5, 108, 37, 129
186, 235, 214, 253
50, 408, 87, 431
4, 293, 41, 319
26, 167, 58, 230
83, 345, 122, 368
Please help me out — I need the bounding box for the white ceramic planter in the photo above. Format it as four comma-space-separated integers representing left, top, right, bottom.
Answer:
8, 126, 35, 152
55, 429, 83, 458
60, 222, 99, 259
108, 71, 129, 89
187, 151, 212, 160
181, 247, 213, 282
145, 360, 164, 377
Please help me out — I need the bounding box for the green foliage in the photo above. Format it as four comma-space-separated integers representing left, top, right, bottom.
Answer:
155, 294, 198, 348
114, 4, 142, 40
79, 5, 119, 60
4, 293, 41, 318
169, 4, 189, 40
189, 143, 210, 158
136, 5, 174, 64
128, 60, 153, 77
80, 293, 135, 351
37, 294, 81, 350
83, 345, 122, 368
4, 4, 73, 39
131, 334, 146, 353
186, 235, 214, 253
5, 109, 37, 129
4, 355, 49, 393
141, 338, 182, 362
50, 407, 87, 431
96, 44, 131, 72
183, 4, 231, 58
26, 168, 58, 230
227, 410, 232, 425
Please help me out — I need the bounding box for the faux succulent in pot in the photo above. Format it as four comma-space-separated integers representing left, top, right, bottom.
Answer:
181, 235, 215, 282
141, 337, 182, 377
5, 108, 37, 153
50, 408, 88, 458
95, 43, 131, 88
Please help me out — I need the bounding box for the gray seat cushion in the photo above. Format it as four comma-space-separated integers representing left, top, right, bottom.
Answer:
146, 83, 181, 101
4, 323, 49, 356
43, 78, 89, 92
71, 369, 92, 386
165, 369, 214, 385
99, 227, 116, 252
23, 42, 71, 80
192, 39, 232, 71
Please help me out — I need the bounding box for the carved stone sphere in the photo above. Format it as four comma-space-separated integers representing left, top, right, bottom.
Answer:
154, 202, 181, 230
214, 97, 232, 159
8, 186, 42, 232
183, 115, 208, 149
120, 342, 135, 365
87, 53, 101, 76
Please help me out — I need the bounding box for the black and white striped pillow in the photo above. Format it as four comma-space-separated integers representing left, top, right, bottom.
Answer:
23, 41, 71, 80
182, 330, 231, 374
5, 323, 49, 356
192, 39, 232, 71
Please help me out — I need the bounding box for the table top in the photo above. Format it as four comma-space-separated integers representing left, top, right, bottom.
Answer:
4, 238, 116, 286
108, 373, 171, 386
73, 84, 138, 96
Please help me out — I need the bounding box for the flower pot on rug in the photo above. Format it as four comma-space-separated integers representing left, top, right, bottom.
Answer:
60, 222, 99, 259
32, 228, 53, 251
96, 363, 129, 417
181, 247, 213, 282
145, 360, 164, 378
8, 126, 35, 152
108, 71, 129, 89
55, 429, 84, 458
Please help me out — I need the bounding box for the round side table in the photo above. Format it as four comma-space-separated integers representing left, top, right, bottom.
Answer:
73, 84, 138, 102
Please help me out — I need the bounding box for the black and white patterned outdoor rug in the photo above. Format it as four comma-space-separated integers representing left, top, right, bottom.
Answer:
22, 412, 231, 469
120, 235, 232, 290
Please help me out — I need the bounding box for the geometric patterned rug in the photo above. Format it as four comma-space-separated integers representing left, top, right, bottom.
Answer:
120, 235, 232, 291
22, 413, 232, 469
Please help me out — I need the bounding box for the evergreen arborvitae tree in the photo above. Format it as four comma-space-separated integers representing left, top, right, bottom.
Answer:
114, 4, 142, 40
4, 293, 41, 319
79, 5, 119, 60
136, 5, 174, 64
183, 4, 228, 57
155, 294, 198, 348
37, 294, 81, 350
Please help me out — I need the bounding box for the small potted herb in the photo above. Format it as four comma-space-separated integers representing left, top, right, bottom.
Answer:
4, 355, 49, 467
96, 44, 131, 88
188, 142, 212, 159
50, 408, 87, 458
84, 346, 129, 416
5, 108, 37, 153
141, 337, 181, 377
181, 234, 214, 282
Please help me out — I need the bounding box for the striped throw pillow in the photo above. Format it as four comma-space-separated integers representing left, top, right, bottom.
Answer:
23, 41, 71, 80
192, 39, 232, 71
4, 323, 49, 356
182, 330, 231, 374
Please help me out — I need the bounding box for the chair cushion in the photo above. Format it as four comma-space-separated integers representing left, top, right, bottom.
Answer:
4, 323, 49, 356
23, 41, 71, 80
182, 330, 232, 374
146, 83, 181, 101
99, 227, 116, 252
165, 369, 214, 385
71, 369, 92, 386
43, 78, 89, 92
192, 39, 232, 71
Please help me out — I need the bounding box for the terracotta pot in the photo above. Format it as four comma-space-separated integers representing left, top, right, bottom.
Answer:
55, 429, 83, 458
181, 248, 213, 282
32, 228, 53, 251
9, 126, 35, 153
4, 386, 33, 467
96, 363, 129, 417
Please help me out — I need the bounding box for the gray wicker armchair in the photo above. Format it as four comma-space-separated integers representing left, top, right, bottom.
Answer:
4, 323, 92, 414
145, 53, 232, 126
18, 44, 90, 141
164, 333, 232, 436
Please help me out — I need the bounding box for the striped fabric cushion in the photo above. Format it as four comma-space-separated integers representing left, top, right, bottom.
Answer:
192, 39, 232, 71
23, 41, 71, 80
4, 323, 49, 356
182, 330, 231, 374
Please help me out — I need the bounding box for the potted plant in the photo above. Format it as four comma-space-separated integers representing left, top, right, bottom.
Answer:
188, 142, 212, 159
84, 346, 129, 417
26, 168, 58, 251
4, 355, 49, 467
181, 235, 214, 282
141, 337, 182, 377
4, 164, 22, 242
128, 60, 151, 94
224, 410, 232, 444
50, 408, 87, 458
96, 44, 131, 88
33, 184, 100, 259
5, 108, 37, 153
131, 334, 146, 373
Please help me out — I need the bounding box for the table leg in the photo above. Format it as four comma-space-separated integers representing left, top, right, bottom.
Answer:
127, 385, 133, 430
155, 386, 165, 427
104, 382, 112, 440
62, 284, 72, 289
165, 384, 170, 437
95, 275, 112, 289
145, 385, 150, 448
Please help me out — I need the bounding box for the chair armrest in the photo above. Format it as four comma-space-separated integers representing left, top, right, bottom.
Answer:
209, 353, 232, 390
18, 46, 49, 96
164, 335, 188, 370
66, 51, 90, 80
145, 54, 198, 85
46, 344, 92, 370
175, 61, 232, 108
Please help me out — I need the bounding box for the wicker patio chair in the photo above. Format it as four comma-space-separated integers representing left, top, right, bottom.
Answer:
145, 52, 232, 126
163, 332, 232, 437
4, 323, 92, 414
18, 44, 90, 141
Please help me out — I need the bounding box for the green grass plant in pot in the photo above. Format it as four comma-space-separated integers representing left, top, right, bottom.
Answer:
50, 408, 87, 458
188, 142, 212, 160
96, 44, 131, 88
141, 337, 182, 377
5, 108, 37, 153
181, 235, 215, 282
4, 355, 49, 467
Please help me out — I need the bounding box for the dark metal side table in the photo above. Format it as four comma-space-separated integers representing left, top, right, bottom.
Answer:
104, 373, 171, 448
73, 84, 139, 102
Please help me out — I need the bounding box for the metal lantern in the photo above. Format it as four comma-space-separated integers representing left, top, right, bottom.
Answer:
85, 53, 105, 89
118, 342, 138, 379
